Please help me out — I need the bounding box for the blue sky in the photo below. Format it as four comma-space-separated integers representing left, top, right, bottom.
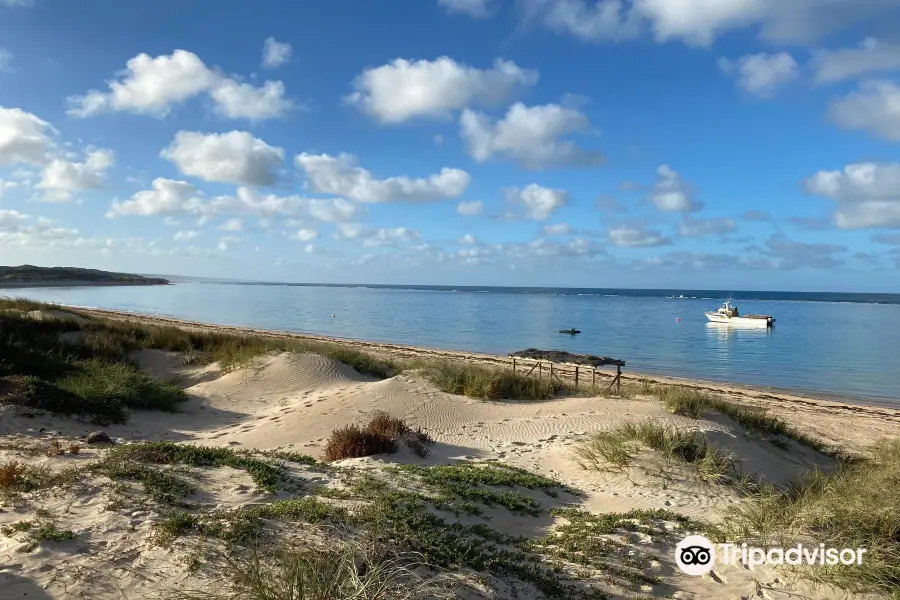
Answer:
1, 0, 899, 291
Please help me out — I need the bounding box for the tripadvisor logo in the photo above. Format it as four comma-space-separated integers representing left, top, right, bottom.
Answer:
675, 535, 868, 576
676, 535, 716, 576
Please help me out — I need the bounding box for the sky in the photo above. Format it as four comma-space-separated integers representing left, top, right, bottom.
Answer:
1, 0, 900, 292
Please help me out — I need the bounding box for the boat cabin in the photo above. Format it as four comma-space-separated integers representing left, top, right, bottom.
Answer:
715, 300, 739, 317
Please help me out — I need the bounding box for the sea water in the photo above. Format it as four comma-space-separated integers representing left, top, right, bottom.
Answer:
8, 282, 900, 406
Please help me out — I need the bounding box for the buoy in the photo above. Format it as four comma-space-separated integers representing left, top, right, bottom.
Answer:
676, 317, 680, 322
332, 314, 336, 318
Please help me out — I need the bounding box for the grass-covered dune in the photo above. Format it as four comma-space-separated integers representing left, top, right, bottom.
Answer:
0, 264, 169, 286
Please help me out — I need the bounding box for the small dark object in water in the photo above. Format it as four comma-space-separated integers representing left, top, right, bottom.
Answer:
559, 328, 581, 335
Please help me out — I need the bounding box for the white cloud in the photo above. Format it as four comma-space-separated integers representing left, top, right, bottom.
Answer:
542, 223, 573, 236
161, 131, 284, 186
0, 179, 20, 198
0, 106, 56, 165
828, 80, 900, 141
174, 230, 199, 241
679, 216, 736, 237
0, 49, 12, 72
459, 233, 479, 244
607, 224, 672, 247
457, 200, 484, 216
812, 38, 900, 84
217, 235, 241, 252
218, 218, 243, 232
517, 0, 898, 47
648, 164, 703, 212
67, 49, 293, 121
460, 102, 602, 169
346, 57, 538, 124
505, 184, 569, 221
0, 209, 28, 229
335, 223, 364, 239
361, 227, 420, 248
290, 228, 318, 242
295, 152, 470, 203
208, 79, 293, 120
108, 179, 363, 224
438, 0, 492, 17
107, 178, 206, 217
35, 148, 114, 201
805, 162, 900, 229
718, 52, 797, 98
262, 37, 292, 69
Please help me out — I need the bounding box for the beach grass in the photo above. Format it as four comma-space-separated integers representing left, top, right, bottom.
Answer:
323, 413, 434, 461
575, 422, 737, 484
166, 541, 456, 600
411, 359, 564, 400
719, 437, 900, 597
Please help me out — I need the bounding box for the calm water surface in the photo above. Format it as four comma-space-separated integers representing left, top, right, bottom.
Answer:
8, 283, 900, 406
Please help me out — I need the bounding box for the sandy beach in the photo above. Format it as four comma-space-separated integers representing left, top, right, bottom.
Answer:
0, 306, 896, 599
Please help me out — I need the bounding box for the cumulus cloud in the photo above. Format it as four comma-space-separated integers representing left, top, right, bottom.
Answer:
648, 165, 703, 212
217, 235, 241, 252
828, 80, 900, 141
218, 218, 243, 232
607, 224, 672, 247
208, 80, 293, 120
678, 216, 736, 237
362, 227, 420, 247
458, 233, 479, 244
457, 200, 484, 216
173, 230, 199, 241
0, 106, 56, 165
438, 0, 493, 17
505, 184, 569, 221
0, 209, 28, 229
346, 57, 538, 123
805, 162, 900, 228
460, 102, 602, 169
107, 178, 363, 224
35, 148, 114, 202
812, 38, 900, 84
262, 37, 292, 69
67, 49, 293, 120
290, 228, 318, 242
517, 0, 899, 47
161, 131, 284, 186
295, 152, 470, 203
718, 52, 798, 98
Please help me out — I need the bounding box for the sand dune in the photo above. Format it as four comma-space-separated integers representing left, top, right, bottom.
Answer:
0, 349, 888, 600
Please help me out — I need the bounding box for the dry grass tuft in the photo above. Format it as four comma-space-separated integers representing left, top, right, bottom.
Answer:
323, 413, 434, 461
0, 460, 27, 489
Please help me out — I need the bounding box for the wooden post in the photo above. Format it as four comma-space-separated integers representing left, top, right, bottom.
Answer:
538, 361, 542, 384
591, 369, 596, 393
617, 364, 621, 393
549, 362, 553, 382
574, 366, 579, 387
524, 362, 539, 377
512, 358, 516, 373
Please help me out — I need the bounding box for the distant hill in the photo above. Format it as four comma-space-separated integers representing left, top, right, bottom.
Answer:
0, 265, 170, 287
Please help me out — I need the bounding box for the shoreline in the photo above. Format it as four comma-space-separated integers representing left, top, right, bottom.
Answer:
68, 306, 900, 438
0, 280, 170, 288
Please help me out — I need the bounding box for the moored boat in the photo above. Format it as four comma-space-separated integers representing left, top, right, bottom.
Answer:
704, 299, 774, 327
559, 328, 581, 334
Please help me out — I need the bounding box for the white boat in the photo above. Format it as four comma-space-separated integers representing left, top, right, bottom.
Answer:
704, 299, 775, 327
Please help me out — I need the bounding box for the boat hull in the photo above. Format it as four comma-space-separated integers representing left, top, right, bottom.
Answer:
704, 313, 773, 327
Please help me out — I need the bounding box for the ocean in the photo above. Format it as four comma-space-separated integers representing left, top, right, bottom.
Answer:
7, 282, 900, 406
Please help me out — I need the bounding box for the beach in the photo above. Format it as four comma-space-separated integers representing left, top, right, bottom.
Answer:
1, 303, 898, 599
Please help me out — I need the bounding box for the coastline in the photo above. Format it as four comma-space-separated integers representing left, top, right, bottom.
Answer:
70, 305, 900, 452
0, 280, 170, 288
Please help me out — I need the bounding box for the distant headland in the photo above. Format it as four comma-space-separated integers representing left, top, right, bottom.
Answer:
0, 265, 170, 288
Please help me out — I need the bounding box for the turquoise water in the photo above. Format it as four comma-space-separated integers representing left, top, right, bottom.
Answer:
7, 282, 900, 406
